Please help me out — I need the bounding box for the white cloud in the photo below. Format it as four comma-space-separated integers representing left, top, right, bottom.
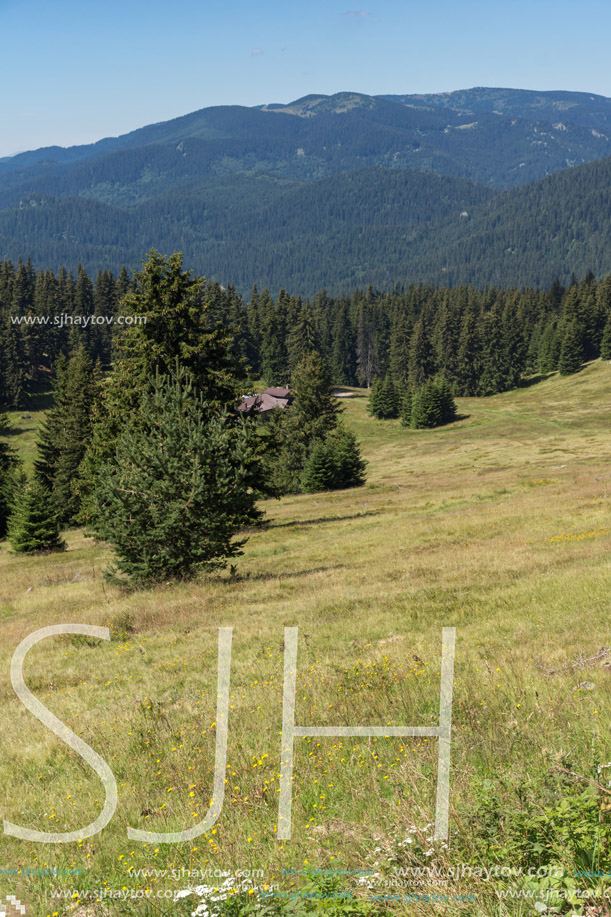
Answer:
345, 10, 371, 15
251, 48, 263, 56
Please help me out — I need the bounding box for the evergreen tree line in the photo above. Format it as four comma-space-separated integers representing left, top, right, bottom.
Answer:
3, 259, 611, 412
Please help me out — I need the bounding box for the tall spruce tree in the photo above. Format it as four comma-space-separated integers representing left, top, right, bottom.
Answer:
454, 308, 481, 396
356, 307, 379, 387
35, 345, 99, 525
89, 365, 262, 583
82, 251, 247, 518
287, 305, 318, 371
260, 290, 289, 385
330, 302, 356, 384
388, 311, 413, 387
408, 317, 435, 388
558, 318, 585, 375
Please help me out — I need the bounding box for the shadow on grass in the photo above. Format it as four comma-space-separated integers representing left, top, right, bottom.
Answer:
270, 510, 380, 529
517, 372, 555, 389
5, 425, 34, 437
27, 384, 54, 412
232, 563, 345, 583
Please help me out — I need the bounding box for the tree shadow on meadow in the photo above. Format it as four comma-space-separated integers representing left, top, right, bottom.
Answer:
231, 562, 346, 583
270, 510, 381, 529
516, 371, 556, 389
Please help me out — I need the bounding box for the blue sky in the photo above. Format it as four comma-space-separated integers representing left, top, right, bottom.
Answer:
1, 0, 610, 157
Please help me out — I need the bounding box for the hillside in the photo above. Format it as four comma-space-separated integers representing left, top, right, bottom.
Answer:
1, 87, 611, 293
2, 155, 611, 294
2, 361, 611, 914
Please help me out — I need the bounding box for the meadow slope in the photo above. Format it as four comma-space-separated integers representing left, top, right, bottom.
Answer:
1, 363, 611, 916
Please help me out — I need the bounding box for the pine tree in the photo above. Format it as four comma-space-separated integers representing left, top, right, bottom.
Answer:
89, 365, 262, 583
9, 478, 65, 554
558, 319, 585, 375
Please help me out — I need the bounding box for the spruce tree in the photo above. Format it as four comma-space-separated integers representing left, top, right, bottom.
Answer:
0, 410, 19, 538
408, 317, 434, 388
400, 389, 412, 427
558, 319, 585, 375
479, 302, 510, 395
368, 377, 384, 418
9, 478, 65, 554
356, 307, 379, 387
454, 308, 481, 396
260, 290, 289, 385
388, 311, 412, 387
369, 375, 399, 419
600, 314, 611, 361
326, 426, 366, 489
82, 252, 248, 519
35, 346, 99, 525
288, 305, 318, 372
301, 426, 366, 493
268, 351, 342, 494
538, 319, 561, 373
330, 302, 356, 384
301, 440, 337, 492
89, 365, 262, 583
409, 379, 457, 429
289, 351, 341, 443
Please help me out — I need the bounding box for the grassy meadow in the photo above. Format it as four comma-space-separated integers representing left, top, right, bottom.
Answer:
1, 363, 611, 916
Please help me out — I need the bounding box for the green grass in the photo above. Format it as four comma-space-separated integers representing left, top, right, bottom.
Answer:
1, 364, 611, 916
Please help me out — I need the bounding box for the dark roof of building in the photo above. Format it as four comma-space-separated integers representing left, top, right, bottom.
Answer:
263, 387, 291, 399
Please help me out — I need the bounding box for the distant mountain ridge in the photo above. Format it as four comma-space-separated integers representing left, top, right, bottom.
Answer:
1, 87, 611, 293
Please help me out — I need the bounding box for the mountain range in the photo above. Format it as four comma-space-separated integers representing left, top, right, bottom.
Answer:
2, 87, 611, 293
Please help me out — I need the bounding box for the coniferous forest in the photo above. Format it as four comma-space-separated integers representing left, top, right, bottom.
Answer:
1, 256, 610, 410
